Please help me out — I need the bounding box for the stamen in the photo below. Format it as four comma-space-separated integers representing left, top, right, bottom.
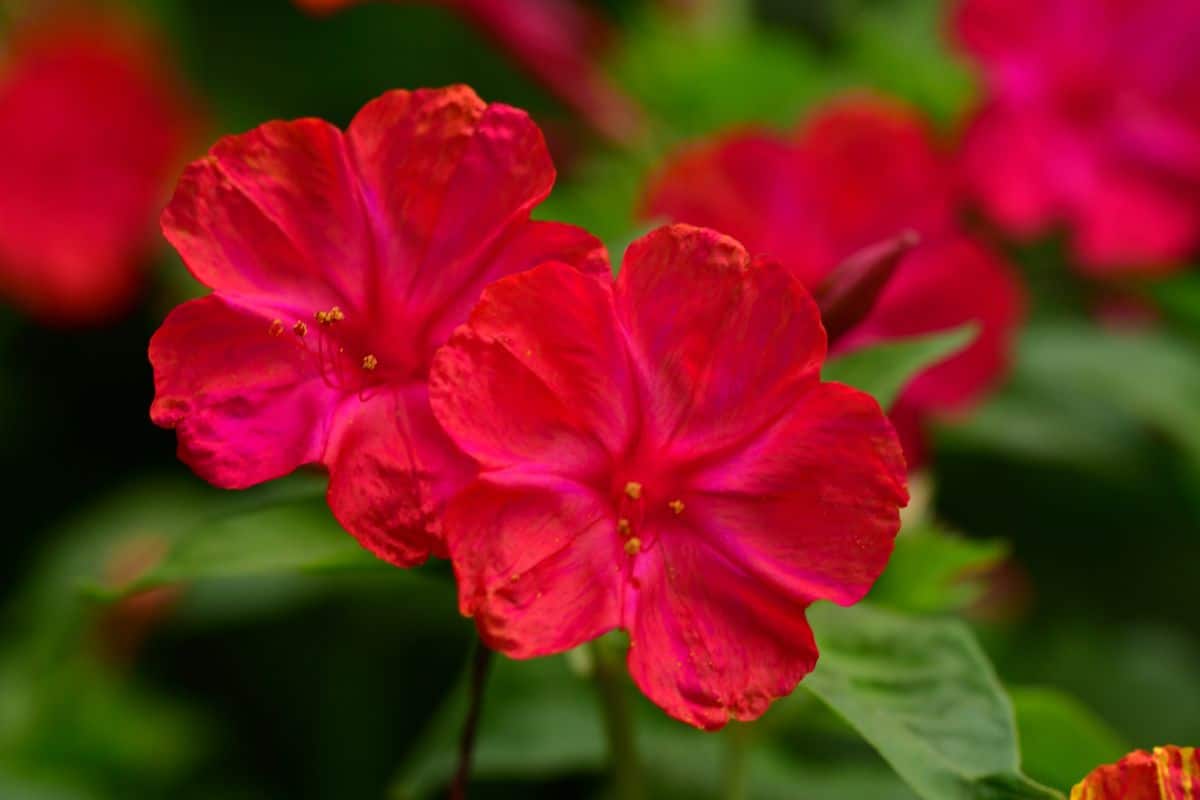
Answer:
617, 518, 631, 536
361, 354, 378, 371
668, 499, 685, 515
624, 537, 642, 556
293, 321, 308, 337
314, 306, 345, 326
624, 481, 643, 500
268, 319, 284, 337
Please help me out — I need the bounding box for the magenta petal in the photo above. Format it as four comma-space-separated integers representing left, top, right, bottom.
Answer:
162, 118, 370, 310
687, 382, 907, 608
420, 219, 609, 351
149, 295, 336, 488
325, 387, 475, 567
625, 520, 819, 731
447, 477, 622, 657
430, 262, 629, 478
614, 225, 825, 458
346, 87, 559, 324
1072, 168, 1200, 272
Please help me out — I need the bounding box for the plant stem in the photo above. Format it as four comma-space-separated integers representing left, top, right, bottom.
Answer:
449, 640, 493, 800
721, 723, 750, 800
591, 642, 644, 800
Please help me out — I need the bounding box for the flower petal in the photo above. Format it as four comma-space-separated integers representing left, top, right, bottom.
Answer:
346, 86, 560, 332
1070, 749, 1168, 800
958, 108, 1063, 238
149, 295, 336, 488
641, 133, 828, 285
624, 519, 819, 730
430, 262, 629, 480
1072, 168, 1200, 273
324, 386, 475, 567
614, 225, 825, 459
162, 117, 370, 311
686, 382, 907, 609
419, 219, 609, 353
447, 477, 622, 657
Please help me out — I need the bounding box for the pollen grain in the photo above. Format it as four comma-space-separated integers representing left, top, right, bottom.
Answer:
361, 354, 378, 371
624, 537, 642, 556
624, 481, 643, 500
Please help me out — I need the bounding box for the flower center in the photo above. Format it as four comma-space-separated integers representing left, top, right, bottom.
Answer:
612, 478, 685, 559
267, 306, 384, 395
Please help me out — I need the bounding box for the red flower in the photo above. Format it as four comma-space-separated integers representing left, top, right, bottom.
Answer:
954, 0, 1200, 274
643, 97, 1023, 467
0, 14, 194, 322
150, 86, 607, 566
429, 224, 908, 729
1070, 745, 1199, 799
294, 0, 643, 144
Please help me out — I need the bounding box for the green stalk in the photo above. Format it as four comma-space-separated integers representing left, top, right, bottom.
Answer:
590, 641, 644, 800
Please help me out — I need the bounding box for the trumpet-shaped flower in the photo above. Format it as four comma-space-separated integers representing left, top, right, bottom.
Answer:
430, 224, 907, 729
150, 85, 607, 566
643, 97, 1023, 466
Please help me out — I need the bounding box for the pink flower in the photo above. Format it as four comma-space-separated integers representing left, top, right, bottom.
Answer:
954, 0, 1200, 274
294, 0, 643, 144
429, 224, 908, 729
642, 97, 1024, 467
150, 85, 608, 566
0, 13, 194, 322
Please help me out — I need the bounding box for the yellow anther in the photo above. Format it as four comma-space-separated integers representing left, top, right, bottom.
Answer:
292, 321, 308, 337
361, 354, 378, 371
268, 319, 285, 337
668, 499, 685, 515
624, 481, 643, 500
315, 306, 345, 326
617, 518, 631, 536
624, 537, 642, 556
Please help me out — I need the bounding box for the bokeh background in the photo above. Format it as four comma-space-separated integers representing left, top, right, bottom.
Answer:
2, 0, 1199, 798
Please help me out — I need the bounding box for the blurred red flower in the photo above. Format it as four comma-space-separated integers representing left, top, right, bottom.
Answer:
1070, 745, 1199, 799
643, 97, 1024, 467
150, 86, 608, 567
954, 0, 1200, 275
430, 224, 907, 729
0, 14, 194, 323
295, 0, 643, 144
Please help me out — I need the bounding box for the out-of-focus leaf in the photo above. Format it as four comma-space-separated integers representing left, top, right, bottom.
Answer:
823, 325, 977, 410
942, 325, 1200, 480
870, 523, 1008, 614
0, 652, 209, 797
805, 604, 1063, 800
835, 0, 976, 125
1009, 687, 1128, 794
109, 494, 390, 597
393, 645, 918, 800
614, 9, 835, 141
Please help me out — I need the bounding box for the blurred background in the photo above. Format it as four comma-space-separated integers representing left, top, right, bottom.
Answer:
1, 0, 1199, 798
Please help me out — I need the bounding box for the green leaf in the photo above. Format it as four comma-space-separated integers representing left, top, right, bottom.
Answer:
870, 524, 1008, 614
942, 325, 1200, 477
1009, 687, 1128, 794
805, 604, 1063, 800
823, 325, 978, 409
108, 494, 388, 597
